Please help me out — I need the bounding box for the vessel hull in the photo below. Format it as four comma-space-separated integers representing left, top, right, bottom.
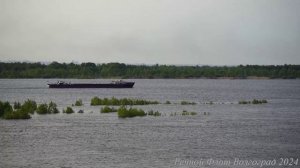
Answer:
48, 82, 134, 88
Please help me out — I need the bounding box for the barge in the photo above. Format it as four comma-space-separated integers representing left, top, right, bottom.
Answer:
48, 80, 135, 88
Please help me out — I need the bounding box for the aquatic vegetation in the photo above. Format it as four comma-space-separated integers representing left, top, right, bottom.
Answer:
2, 109, 31, 120
0, 101, 13, 118
36, 103, 48, 114
21, 99, 37, 114
180, 101, 197, 105
170, 112, 177, 116
170, 111, 197, 116
238, 100, 251, 104
63, 107, 74, 114
117, 106, 147, 118
74, 99, 83, 106
13, 102, 21, 109
181, 110, 197, 116
48, 101, 59, 114
208, 101, 214, 105
203, 112, 209, 115
1, 100, 60, 119
91, 97, 160, 106
147, 110, 161, 116
261, 99, 268, 103
252, 99, 268, 104
36, 102, 59, 114
165, 101, 171, 104
101, 106, 118, 113
239, 99, 268, 104
190, 112, 197, 115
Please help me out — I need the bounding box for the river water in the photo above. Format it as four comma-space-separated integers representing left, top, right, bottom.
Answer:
0, 79, 299, 168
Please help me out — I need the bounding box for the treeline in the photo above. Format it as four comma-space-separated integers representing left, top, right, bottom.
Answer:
0, 62, 299, 79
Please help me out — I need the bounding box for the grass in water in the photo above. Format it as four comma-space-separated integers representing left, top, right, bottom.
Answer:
239, 99, 268, 104
0, 101, 13, 118
117, 106, 147, 118
74, 99, 83, 106
36, 101, 59, 114
1, 100, 38, 120
21, 99, 37, 114
36, 103, 48, 114
63, 107, 74, 114
2, 109, 31, 120
13, 102, 21, 109
252, 99, 268, 104
181, 110, 197, 116
164, 101, 171, 104
181, 101, 197, 105
147, 110, 161, 116
101, 106, 118, 113
91, 97, 160, 106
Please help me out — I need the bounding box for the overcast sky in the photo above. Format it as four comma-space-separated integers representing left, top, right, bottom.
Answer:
0, 0, 299, 65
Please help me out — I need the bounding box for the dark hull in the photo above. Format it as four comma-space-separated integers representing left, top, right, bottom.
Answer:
48, 82, 134, 88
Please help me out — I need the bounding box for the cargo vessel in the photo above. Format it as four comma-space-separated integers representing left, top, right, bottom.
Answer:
48, 80, 134, 88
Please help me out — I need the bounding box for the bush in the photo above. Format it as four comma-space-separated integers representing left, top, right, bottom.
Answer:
147, 110, 161, 116
101, 106, 118, 113
181, 111, 197, 116
0, 101, 13, 118
165, 101, 171, 104
36, 102, 59, 114
21, 99, 37, 114
252, 99, 268, 104
181, 101, 196, 105
13, 102, 21, 109
238, 100, 250, 104
239, 99, 268, 105
91, 97, 160, 106
190, 112, 197, 115
48, 101, 59, 114
63, 107, 74, 114
3, 109, 31, 120
74, 99, 83, 106
118, 106, 147, 118
36, 103, 48, 114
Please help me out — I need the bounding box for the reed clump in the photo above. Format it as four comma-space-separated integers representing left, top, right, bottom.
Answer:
0, 101, 31, 119
239, 99, 268, 104
164, 101, 171, 104
36, 103, 48, 114
252, 99, 268, 104
238, 100, 251, 104
204, 101, 214, 105
147, 110, 161, 116
1, 100, 59, 119
0, 101, 13, 118
91, 97, 160, 106
74, 99, 83, 106
181, 110, 197, 116
180, 101, 197, 105
101, 106, 118, 113
63, 107, 74, 114
2, 109, 31, 120
21, 99, 37, 114
13, 102, 21, 109
117, 106, 147, 118
36, 101, 59, 114
170, 110, 197, 116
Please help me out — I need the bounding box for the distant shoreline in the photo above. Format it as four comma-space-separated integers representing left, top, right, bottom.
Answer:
0, 62, 299, 79
0, 77, 298, 80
